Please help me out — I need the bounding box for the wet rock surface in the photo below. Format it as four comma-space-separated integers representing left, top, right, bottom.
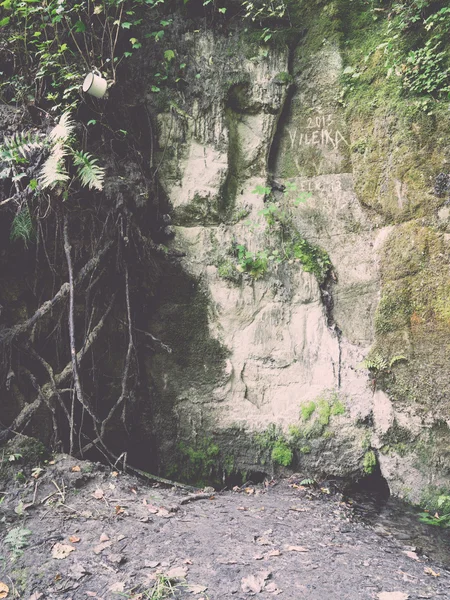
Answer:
1, 456, 449, 599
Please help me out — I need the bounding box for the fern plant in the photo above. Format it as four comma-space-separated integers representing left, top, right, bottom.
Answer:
72, 150, 104, 191
39, 111, 105, 191
361, 353, 407, 374
4, 527, 32, 561
10, 204, 34, 246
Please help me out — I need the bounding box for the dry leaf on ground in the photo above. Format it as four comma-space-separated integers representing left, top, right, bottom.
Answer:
52, 543, 75, 559
29, 593, 43, 600
285, 545, 308, 553
68, 535, 80, 543
68, 562, 87, 581
377, 593, 409, 600
402, 550, 419, 561
71, 466, 81, 472
93, 541, 113, 555
92, 488, 104, 500
265, 582, 282, 594
266, 550, 281, 557
424, 567, 440, 577
187, 585, 207, 594
99, 533, 110, 542
0, 582, 8, 599
241, 570, 271, 594
166, 566, 188, 579
109, 582, 125, 593
256, 537, 271, 546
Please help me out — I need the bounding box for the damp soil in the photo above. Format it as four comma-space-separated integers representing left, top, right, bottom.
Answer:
1, 456, 450, 600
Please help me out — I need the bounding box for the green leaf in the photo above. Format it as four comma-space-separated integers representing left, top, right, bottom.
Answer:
218, 7, 226, 13
87, 120, 97, 126
164, 49, 175, 62
0, 16, 10, 26
72, 150, 105, 191
73, 20, 86, 33
11, 205, 33, 247
151, 85, 160, 92
121, 21, 132, 29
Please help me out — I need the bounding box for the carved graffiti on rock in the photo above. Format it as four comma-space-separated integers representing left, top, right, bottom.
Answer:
288, 113, 349, 151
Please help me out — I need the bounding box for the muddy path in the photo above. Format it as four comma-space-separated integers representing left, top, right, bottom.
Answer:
1, 454, 449, 600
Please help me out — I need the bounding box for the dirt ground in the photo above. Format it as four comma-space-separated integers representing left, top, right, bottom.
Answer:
1, 453, 450, 600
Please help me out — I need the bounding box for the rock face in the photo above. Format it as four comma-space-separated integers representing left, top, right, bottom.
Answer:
142, 27, 450, 504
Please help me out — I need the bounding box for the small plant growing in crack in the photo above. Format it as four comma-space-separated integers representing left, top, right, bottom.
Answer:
4, 527, 32, 561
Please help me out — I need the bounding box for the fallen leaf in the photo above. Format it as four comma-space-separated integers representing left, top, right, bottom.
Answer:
241, 571, 271, 594
266, 550, 281, 557
187, 585, 207, 594
147, 504, 159, 514
71, 466, 81, 472
183, 558, 193, 564
68, 535, 81, 543
285, 545, 308, 553
245, 487, 255, 495
115, 505, 125, 515
52, 543, 75, 560
92, 488, 104, 500
48, 460, 56, 465
107, 553, 125, 565
99, 533, 110, 542
156, 508, 171, 517
0, 582, 8, 599
265, 582, 282, 594
237, 506, 248, 511
68, 562, 87, 581
166, 566, 188, 579
377, 593, 409, 600
402, 550, 419, 561
131, 488, 137, 494
29, 593, 43, 600
256, 537, 271, 546
111, 471, 119, 477
144, 560, 160, 568
117, 534, 126, 541
93, 541, 113, 555
424, 567, 440, 577
109, 582, 125, 593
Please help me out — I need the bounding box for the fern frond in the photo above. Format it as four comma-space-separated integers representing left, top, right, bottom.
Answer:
362, 353, 388, 372
10, 204, 33, 246
39, 142, 69, 189
0, 131, 45, 164
389, 355, 407, 368
72, 150, 105, 191
49, 111, 75, 142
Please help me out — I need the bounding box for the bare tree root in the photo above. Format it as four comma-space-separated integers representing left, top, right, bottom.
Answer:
100, 264, 134, 439
63, 215, 98, 425
0, 294, 116, 445
0, 241, 113, 345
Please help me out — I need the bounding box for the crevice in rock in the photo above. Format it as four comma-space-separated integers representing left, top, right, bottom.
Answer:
267, 34, 303, 178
